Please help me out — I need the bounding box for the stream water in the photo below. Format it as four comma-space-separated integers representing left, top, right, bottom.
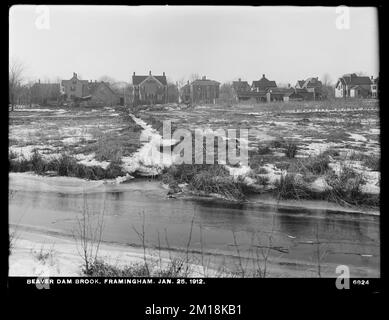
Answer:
9, 173, 379, 277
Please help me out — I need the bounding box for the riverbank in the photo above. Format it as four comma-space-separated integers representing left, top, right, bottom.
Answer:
9, 225, 379, 278
10, 172, 378, 215
9, 171, 380, 278
9, 228, 219, 277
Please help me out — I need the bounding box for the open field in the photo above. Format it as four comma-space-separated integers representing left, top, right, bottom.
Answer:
8, 99, 380, 208
9, 105, 143, 180
138, 99, 380, 208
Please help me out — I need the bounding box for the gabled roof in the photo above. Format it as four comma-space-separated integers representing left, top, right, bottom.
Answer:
191, 78, 220, 86
32, 83, 60, 90
88, 81, 116, 96
338, 73, 372, 86
252, 75, 277, 89
232, 80, 250, 91
132, 75, 167, 86
303, 77, 322, 88
296, 80, 305, 88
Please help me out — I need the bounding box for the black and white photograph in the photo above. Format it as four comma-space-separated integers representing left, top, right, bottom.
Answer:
8, 5, 380, 293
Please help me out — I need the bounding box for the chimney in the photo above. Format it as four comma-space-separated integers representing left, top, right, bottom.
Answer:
371, 76, 374, 80
133, 72, 135, 76
163, 72, 165, 77
288, 83, 290, 88
38, 79, 40, 84
73, 72, 77, 78
262, 74, 265, 78
238, 78, 241, 82
149, 70, 151, 76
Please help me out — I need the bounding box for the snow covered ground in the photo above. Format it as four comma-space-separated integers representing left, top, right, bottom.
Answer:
9, 230, 218, 277
120, 114, 179, 176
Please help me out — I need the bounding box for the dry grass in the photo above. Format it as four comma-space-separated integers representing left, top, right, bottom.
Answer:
9, 151, 127, 180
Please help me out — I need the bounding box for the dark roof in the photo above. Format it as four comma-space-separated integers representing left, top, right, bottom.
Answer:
87, 82, 100, 94
252, 75, 277, 89
132, 75, 167, 86
296, 80, 305, 88
303, 77, 322, 88
232, 80, 250, 92
237, 91, 267, 98
267, 88, 294, 95
339, 73, 372, 86
33, 83, 60, 90
191, 78, 220, 86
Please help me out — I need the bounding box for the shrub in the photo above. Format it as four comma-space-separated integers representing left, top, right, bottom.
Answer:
321, 148, 340, 158
9, 150, 18, 160
86, 260, 150, 277
285, 142, 298, 159
270, 139, 285, 149
190, 171, 245, 200
274, 174, 318, 200
303, 154, 330, 175
9, 152, 127, 180
86, 257, 192, 277
363, 155, 380, 171
162, 164, 250, 200
256, 145, 272, 155
30, 150, 46, 174
325, 166, 378, 206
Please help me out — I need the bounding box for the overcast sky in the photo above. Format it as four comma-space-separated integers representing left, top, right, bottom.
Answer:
9, 5, 379, 85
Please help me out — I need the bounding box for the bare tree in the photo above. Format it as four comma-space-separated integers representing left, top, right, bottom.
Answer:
356, 71, 367, 77
176, 77, 186, 89
219, 82, 235, 103
9, 59, 25, 111
321, 73, 332, 87
73, 194, 105, 275
189, 73, 201, 82
99, 75, 117, 84
321, 73, 334, 100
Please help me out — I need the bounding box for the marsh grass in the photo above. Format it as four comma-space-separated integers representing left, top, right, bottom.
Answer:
348, 152, 380, 171
325, 165, 378, 207
274, 173, 321, 200
162, 164, 250, 200
9, 151, 127, 180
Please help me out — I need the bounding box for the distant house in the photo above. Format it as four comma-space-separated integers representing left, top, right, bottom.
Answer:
335, 73, 373, 98
180, 81, 192, 104
232, 79, 251, 101
83, 81, 119, 106
252, 74, 277, 92
266, 87, 295, 102
61, 73, 119, 106
167, 83, 179, 103
31, 81, 61, 105
61, 72, 89, 100
132, 71, 168, 106
371, 77, 379, 99
294, 77, 323, 100
181, 76, 220, 104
